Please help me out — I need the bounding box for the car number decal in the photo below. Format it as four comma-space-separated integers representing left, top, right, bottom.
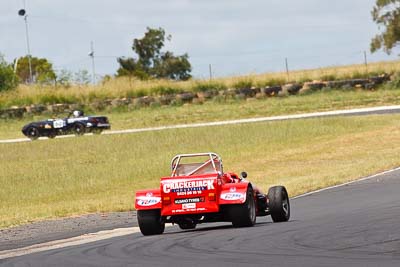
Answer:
53, 120, 64, 128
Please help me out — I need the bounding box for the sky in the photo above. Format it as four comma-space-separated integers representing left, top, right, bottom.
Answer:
1, 0, 399, 79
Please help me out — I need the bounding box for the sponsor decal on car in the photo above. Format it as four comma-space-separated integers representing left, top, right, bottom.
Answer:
67, 117, 89, 123
174, 197, 205, 204
136, 196, 161, 206
172, 207, 207, 213
163, 180, 215, 193
220, 192, 244, 201
182, 203, 196, 209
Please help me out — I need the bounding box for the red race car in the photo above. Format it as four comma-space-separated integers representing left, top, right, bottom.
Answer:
135, 152, 290, 235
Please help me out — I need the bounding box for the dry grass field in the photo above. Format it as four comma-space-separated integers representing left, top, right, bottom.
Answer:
1, 60, 400, 109
1, 60, 400, 229
1, 114, 400, 228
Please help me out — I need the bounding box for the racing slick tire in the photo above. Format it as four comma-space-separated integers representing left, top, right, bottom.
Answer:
178, 221, 197, 230
73, 123, 85, 136
268, 186, 290, 222
27, 126, 40, 140
137, 209, 165, 235
48, 132, 56, 139
228, 186, 256, 227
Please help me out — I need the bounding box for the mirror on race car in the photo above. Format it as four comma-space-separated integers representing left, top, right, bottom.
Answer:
240, 171, 247, 179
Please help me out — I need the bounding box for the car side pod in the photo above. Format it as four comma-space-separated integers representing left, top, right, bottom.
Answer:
219, 183, 249, 205
224, 185, 257, 227
135, 189, 164, 236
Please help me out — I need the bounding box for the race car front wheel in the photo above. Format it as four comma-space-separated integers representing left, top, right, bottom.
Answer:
137, 209, 165, 235
228, 186, 256, 227
27, 127, 40, 140
73, 123, 85, 136
268, 186, 290, 222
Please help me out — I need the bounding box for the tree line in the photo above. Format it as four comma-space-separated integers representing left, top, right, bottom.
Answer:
2, 1, 400, 92
0, 27, 192, 92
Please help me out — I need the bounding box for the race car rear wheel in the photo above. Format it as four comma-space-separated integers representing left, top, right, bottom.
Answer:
228, 186, 256, 227
268, 186, 290, 222
48, 132, 56, 139
73, 123, 85, 136
27, 127, 40, 140
137, 209, 165, 235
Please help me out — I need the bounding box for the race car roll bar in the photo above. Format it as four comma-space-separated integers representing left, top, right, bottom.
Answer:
170, 152, 223, 177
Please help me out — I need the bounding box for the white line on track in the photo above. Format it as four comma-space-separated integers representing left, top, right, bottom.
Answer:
2, 105, 400, 144
0, 227, 140, 260
1, 166, 400, 260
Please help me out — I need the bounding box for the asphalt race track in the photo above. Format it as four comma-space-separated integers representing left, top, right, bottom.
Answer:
2, 170, 400, 266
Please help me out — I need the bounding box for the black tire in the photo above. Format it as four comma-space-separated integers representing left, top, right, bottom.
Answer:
137, 209, 165, 235
26, 127, 40, 140
227, 186, 256, 227
48, 132, 56, 139
73, 123, 85, 136
268, 186, 290, 222
178, 221, 197, 230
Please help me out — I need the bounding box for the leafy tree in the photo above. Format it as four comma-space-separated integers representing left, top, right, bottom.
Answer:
15, 56, 56, 83
370, 0, 400, 53
0, 54, 18, 92
56, 69, 73, 87
74, 69, 91, 85
153, 51, 192, 80
117, 27, 192, 80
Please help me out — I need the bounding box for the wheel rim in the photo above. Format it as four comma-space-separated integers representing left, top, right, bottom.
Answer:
282, 193, 289, 216
29, 128, 38, 137
75, 125, 84, 135
248, 191, 256, 222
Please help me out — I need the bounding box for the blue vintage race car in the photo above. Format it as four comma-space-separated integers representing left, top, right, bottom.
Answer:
22, 110, 110, 140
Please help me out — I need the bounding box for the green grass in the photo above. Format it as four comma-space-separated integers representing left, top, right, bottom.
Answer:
1, 87, 400, 140
1, 114, 400, 228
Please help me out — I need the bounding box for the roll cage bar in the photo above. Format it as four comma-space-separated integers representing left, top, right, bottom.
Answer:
170, 152, 223, 177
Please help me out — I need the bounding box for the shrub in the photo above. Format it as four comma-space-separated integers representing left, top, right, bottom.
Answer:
193, 81, 226, 92
257, 77, 286, 87
320, 74, 338, 81
151, 86, 182, 96
0, 56, 18, 92
384, 71, 400, 89
233, 78, 254, 89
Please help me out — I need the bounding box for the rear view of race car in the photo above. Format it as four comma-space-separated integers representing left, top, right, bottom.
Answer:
135, 152, 290, 235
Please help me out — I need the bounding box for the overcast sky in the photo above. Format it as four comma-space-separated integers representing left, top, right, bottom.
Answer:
1, 0, 398, 79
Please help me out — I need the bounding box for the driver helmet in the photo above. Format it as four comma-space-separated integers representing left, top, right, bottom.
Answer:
73, 110, 83, 118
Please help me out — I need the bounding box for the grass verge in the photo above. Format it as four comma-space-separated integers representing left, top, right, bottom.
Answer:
1, 114, 400, 228
1, 87, 400, 140
1, 60, 400, 109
